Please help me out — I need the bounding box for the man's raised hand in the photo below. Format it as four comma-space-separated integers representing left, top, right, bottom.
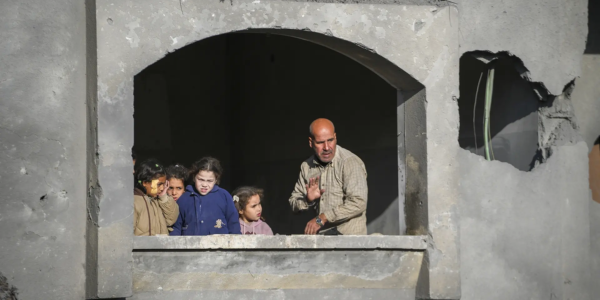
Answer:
305, 176, 325, 202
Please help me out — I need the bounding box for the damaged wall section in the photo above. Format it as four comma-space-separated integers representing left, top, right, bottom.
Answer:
458, 53, 540, 171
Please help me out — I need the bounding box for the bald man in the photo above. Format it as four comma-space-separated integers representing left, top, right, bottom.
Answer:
289, 118, 368, 235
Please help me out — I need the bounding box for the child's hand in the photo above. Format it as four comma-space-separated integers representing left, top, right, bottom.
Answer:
305, 176, 325, 202
159, 180, 169, 197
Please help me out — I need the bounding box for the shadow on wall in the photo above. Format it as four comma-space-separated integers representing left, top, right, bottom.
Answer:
586, 0, 600, 54
133, 33, 400, 235
458, 54, 540, 171
590, 136, 600, 203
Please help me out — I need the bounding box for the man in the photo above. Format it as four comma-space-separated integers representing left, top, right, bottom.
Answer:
289, 118, 368, 235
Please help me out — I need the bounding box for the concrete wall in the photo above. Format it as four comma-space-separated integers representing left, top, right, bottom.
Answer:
96, 1, 458, 298
571, 0, 600, 297
0, 0, 88, 299
456, 0, 591, 299
0, 0, 594, 299
131, 235, 427, 299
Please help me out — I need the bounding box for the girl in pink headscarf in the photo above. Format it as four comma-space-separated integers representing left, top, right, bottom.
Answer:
232, 186, 273, 235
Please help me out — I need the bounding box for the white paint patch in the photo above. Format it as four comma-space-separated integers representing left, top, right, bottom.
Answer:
377, 8, 388, 21
423, 46, 449, 88
125, 20, 141, 48
170, 36, 183, 46
375, 27, 386, 38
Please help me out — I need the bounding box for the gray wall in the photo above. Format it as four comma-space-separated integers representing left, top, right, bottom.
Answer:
0, 0, 594, 299
456, 0, 591, 299
571, 0, 600, 296
131, 250, 423, 299
0, 0, 88, 299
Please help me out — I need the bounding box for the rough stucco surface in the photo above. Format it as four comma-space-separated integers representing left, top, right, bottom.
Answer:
459, 142, 591, 300
0, 0, 592, 299
571, 55, 600, 150
0, 1, 87, 299
456, 0, 588, 95
590, 201, 600, 297
132, 288, 414, 300
97, 1, 460, 298
133, 235, 428, 249
132, 251, 423, 298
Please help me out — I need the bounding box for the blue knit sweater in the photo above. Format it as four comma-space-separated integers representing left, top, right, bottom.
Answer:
170, 185, 241, 235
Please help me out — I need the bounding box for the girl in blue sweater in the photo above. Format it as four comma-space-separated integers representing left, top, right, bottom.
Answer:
170, 157, 241, 235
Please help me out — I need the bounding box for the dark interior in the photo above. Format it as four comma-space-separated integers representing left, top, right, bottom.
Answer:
458, 54, 540, 171
134, 33, 399, 234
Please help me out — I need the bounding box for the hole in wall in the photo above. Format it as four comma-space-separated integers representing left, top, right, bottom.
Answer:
458, 53, 541, 171
133, 32, 401, 235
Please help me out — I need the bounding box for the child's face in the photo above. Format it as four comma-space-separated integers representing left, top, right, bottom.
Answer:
167, 178, 185, 201
239, 195, 262, 222
194, 171, 216, 195
142, 176, 167, 197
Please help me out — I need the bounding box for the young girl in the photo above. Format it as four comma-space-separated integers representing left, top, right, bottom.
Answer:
166, 164, 188, 201
232, 186, 273, 235
170, 157, 241, 235
133, 159, 180, 236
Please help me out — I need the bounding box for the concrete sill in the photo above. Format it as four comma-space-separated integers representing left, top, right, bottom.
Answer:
133, 235, 428, 250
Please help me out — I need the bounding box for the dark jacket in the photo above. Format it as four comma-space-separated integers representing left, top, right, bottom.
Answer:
170, 185, 241, 235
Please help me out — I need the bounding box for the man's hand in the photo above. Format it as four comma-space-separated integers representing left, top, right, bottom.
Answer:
305, 176, 325, 202
304, 213, 328, 235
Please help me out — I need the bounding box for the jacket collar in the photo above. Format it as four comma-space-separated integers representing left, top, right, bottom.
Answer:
186, 184, 221, 195
134, 188, 145, 196
239, 218, 263, 228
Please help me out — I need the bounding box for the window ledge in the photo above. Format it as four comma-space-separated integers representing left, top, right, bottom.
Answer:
133, 235, 427, 250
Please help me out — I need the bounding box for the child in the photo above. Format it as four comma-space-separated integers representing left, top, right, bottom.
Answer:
166, 164, 188, 201
232, 186, 273, 235
133, 159, 180, 236
170, 157, 241, 235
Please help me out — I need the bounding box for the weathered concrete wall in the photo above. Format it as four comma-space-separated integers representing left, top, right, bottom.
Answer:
131, 235, 427, 299
0, 0, 88, 299
571, 55, 600, 150
456, 0, 588, 96
0, 0, 593, 299
573, 1, 600, 297
133, 251, 423, 299
455, 0, 592, 299
96, 1, 459, 298
459, 142, 590, 300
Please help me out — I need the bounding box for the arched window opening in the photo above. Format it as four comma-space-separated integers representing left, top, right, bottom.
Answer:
133, 33, 401, 235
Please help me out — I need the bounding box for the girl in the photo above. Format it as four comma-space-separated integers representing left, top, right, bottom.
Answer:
133, 159, 180, 236
232, 186, 273, 235
170, 157, 241, 235
166, 164, 188, 201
